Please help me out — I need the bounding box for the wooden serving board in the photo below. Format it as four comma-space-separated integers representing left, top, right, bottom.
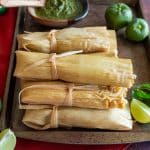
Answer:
0, 0, 150, 144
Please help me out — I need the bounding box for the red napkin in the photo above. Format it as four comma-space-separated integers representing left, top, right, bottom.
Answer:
0, 8, 17, 97
0, 8, 129, 150
16, 138, 129, 150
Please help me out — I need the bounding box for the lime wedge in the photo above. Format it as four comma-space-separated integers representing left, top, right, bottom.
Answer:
131, 99, 150, 123
0, 129, 16, 150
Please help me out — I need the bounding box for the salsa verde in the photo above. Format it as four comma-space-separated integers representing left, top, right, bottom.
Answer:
35, 0, 83, 19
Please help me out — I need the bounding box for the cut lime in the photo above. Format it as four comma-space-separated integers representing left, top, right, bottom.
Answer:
131, 99, 150, 123
0, 129, 16, 150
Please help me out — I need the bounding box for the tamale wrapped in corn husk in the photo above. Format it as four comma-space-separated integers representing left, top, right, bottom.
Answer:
22, 103, 133, 130
20, 81, 128, 109
14, 51, 136, 87
17, 27, 117, 56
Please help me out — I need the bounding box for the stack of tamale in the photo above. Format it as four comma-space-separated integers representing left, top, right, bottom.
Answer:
14, 27, 136, 130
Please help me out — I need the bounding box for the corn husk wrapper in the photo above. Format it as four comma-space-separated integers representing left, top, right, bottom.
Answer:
22, 103, 133, 130
14, 51, 136, 87
20, 81, 128, 109
17, 27, 117, 56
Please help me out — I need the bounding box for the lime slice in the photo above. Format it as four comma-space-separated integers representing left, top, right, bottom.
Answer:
0, 129, 16, 150
131, 99, 150, 123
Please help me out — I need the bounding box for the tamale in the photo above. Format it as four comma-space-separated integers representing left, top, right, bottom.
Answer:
22, 104, 133, 130
14, 51, 136, 87
20, 81, 128, 109
17, 27, 117, 55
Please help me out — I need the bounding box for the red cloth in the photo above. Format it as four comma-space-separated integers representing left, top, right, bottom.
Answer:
16, 138, 129, 150
0, 8, 17, 97
0, 8, 129, 150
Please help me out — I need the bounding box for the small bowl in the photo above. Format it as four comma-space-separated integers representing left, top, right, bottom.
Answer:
27, 0, 89, 28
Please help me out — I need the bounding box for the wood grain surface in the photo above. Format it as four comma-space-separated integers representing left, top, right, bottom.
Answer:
94, 0, 138, 6
139, 0, 150, 60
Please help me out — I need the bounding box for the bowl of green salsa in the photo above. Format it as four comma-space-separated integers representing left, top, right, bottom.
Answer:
28, 0, 89, 27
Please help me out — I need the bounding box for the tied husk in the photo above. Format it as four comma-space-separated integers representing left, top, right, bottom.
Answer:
14, 51, 136, 88
17, 27, 117, 56
20, 81, 128, 109
22, 103, 133, 130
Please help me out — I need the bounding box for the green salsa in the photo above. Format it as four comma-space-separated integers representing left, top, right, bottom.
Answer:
35, 0, 83, 20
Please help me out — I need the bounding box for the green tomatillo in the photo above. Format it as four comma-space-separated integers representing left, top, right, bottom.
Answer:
0, 5, 7, 15
125, 18, 149, 42
105, 3, 133, 30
